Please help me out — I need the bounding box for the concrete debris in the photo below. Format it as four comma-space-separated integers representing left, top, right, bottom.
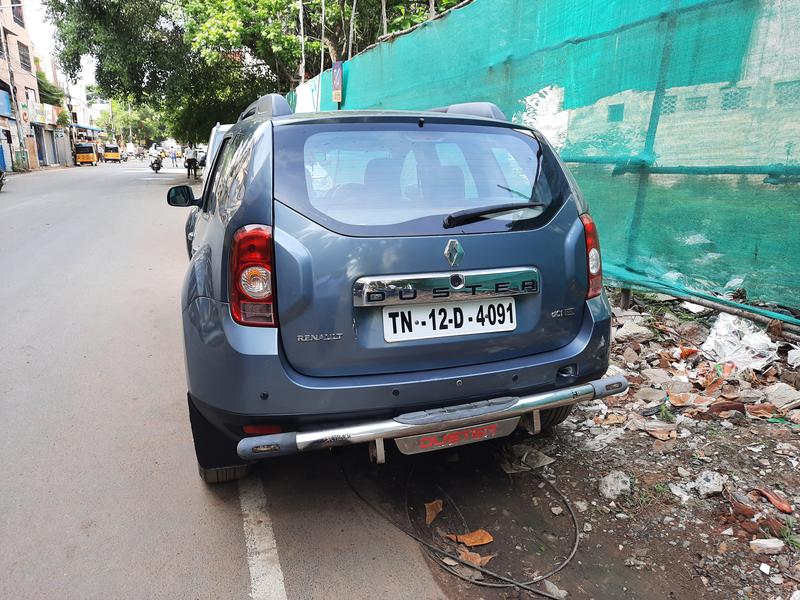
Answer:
635, 387, 667, 403
641, 368, 671, 387
749, 538, 785, 555
614, 321, 655, 343
694, 470, 726, 498
759, 563, 771, 575
542, 579, 569, 599
669, 483, 692, 505
763, 382, 800, 410
599, 471, 631, 500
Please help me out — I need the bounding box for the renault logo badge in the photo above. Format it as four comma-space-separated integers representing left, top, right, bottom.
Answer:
444, 239, 464, 267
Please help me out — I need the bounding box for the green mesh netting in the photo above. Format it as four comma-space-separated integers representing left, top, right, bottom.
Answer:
290, 0, 800, 319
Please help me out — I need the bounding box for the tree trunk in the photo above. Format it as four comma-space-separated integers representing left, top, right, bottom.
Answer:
429, 0, 435, 19
348, 0, 357, 60
381, 0, 387, 36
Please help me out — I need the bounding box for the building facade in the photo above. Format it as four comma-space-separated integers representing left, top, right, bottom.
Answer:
0, 0, 41, 170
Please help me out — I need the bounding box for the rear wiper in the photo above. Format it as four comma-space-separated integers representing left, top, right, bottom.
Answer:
496, 184, 530, 200
443, 201, 545, 229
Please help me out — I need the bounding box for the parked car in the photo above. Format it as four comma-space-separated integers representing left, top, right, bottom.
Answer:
166, 93, 627, 483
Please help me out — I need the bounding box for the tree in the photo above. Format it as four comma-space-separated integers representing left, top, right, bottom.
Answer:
45, 0, 463, 140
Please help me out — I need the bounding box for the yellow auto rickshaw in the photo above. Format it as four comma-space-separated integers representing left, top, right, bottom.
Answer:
104, 144, 121, 162
75, 143, 97, 166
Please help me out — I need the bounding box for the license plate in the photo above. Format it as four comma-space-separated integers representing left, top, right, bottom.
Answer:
394, 417, 520, 455
382, 298, 516, 342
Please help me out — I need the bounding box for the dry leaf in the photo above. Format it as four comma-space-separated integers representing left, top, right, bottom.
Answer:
456, 546, 496, 567
445, 529, 494, 547
424, 499, 443, 526
603, 413, 627, 426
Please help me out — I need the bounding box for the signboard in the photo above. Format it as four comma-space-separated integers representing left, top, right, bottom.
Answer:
31, 102, 47, 124
0, 91, 12, 118
331, 61, 343, 104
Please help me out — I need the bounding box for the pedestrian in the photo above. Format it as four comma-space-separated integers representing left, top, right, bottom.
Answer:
97, 143, 105, 163
170, 148, 177, 168
185, 143, 198, 180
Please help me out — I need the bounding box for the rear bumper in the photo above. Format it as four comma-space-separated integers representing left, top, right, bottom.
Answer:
182, 294, 612, 436
238, 375, 628, 459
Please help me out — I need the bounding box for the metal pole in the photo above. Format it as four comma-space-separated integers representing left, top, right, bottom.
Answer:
298, 0, 305, 83
316, 0, 324, 110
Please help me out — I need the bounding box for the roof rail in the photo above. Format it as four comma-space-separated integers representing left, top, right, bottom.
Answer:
238, 93, 293, 122
428, 102, 506, 121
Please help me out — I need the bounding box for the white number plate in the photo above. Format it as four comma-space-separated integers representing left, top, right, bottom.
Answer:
382, 298, 516, 343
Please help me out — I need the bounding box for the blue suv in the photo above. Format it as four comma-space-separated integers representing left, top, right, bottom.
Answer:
167, 94, 627, 483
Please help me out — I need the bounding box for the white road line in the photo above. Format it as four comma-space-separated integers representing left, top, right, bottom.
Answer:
238, 476, 289, 600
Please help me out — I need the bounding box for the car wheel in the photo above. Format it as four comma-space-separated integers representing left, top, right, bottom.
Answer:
187, 396, 250, 484
539, 404, 574, 430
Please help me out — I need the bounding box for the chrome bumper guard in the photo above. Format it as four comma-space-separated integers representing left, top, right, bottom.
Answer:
237, 375, 628, 460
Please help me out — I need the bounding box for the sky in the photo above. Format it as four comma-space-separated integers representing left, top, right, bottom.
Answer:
25, 0, 95, 87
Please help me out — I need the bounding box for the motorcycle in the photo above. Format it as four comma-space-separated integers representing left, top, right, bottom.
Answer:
121, 151, 128, 162
150, 156, 163, 173
0, 171, 5, 192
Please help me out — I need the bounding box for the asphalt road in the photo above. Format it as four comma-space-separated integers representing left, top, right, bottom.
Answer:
0, 163, 445, 600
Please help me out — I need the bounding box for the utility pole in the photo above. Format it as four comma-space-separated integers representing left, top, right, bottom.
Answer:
298, 0, 305, 83
316, 0, 324, 110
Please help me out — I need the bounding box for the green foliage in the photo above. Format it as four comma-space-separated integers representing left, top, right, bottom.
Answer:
45, 0, 461, 140
55, 109, 71, 128
36, 71, 65, 106
657, 402, 676, 423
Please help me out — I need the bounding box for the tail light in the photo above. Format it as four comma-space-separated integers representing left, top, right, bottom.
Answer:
580, 213, 603, 299
230, 225, 276, 326
242, 424, 282, 435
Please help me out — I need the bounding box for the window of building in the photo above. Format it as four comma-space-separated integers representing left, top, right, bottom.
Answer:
685, 96, 708, 111
607, 103, 624, 122
25, 87, 36, 104
775, 80, 800, 107
17, 42, 32, 72
721, 87, 750, 111
661, 95, 677, 115
12, 2, 24, 27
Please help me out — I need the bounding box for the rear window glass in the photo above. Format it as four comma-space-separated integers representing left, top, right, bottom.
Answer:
274, 121, 571, 236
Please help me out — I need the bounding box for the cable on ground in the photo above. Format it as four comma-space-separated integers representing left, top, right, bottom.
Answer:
338, 451, 581, 600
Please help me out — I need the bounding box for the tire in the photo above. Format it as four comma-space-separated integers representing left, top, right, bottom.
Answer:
539, 404, 574, 430
187, 396, 250, 484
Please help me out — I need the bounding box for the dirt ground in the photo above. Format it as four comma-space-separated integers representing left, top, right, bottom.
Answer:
341, 293, 800, 600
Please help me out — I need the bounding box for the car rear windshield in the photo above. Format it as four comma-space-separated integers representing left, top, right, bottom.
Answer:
76, 145, 93, 153
273, 121, 572, 236
106, 145, 118, 152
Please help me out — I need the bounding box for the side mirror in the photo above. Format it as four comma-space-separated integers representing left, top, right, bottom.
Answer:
167, 185, 199, 207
